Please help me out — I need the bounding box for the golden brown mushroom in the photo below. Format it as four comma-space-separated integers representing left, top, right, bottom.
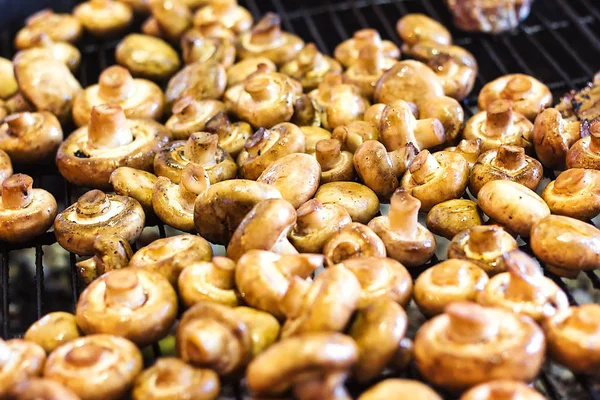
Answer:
396, 14, 452, 48
0, 57, 18, 100
178, 256, 238, 308
43, 334, 143, 400
420, 96, 465, 144
144, 0, 192, 42
281, 43, 342, 92
0, 339, 46, 397
426, 199, 482, 240
0, 150, 12, 184
199, 115, 249, 159
109, 167, 157, 213
193, 0, 252, 34
469, 144, 543, 197
544, 304, 600, 374
343, 44, 397, 98
479, 74, 552, 121
323, 222, 386, 267
57, 104, 170, 189
72, 65, 165, 127
14, 10, 82, 50
314, 181, 380, 224
401, 150, 469, 211
448, 225, 519, 275
165, 98, 223, 141
291, 93, 323, 127
74, 0, 133, 37
331, 120, 379, 153
4, 93, 34, 115
226, 57, 277, 87
0, 174, 57, 243
460, 380, 546, 400
334, 29, 399, 68
180, 32, 235, 67
542, 168, 600, 220
166, 61, 226, 104
132, 358, 220, 400
54, 190, 144, 255
75, 235, 133, 283
300, 126, 330, 155
15, 33, 81, 72
6, 378, 81, 400
414, 302, 545, 392
116, 34, 181, 80
374, 60, 444, 106
0, 112, 62, 163
359, 379, 442, 400
566, 120, 600, 169
24, 312, 80, 354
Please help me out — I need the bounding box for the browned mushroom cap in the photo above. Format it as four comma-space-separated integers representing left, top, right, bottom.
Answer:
233, 306, 281, 357
566, 120, 600, 169
0, 174, 57, 243
320, 82, 369, 130
4, 93, 34, 115
542, 168, 600, 220
460, 380, 546, 400
0, 339, 46, 397
199, 116, 247, 159
226, 58, 276, 88
298, 127, 329, 154
54, 190, 144, 255
109, 167, 157, 213
0, 149, 12, 184
44, 334, 143, 400
73, 65, 165, 127
397, 14, 452, 48
478, 180, 550, 237
238, 123, 306, 180
74, 0, 133, 37
478, 249, 569, 322
0, 57, 18, 100
401, 150, 469, 211
369, 189, 436, 267
281, 43, 342, 92
420, 96, 465, 144
343, 44, 397, 98
166, 61, 226, 105
350, 298, 407, 384
130, 234, 212, 285
15, 33, 81, 72
7, 378, 81, 400
237, 13, 304, 65
334, 29, 399, 68
544, 304, 600, 374
24, 312, 80, 354
374, 60, 444, 106
178, 256, 238, 308
331, 121, 379, 153
414, 302, 545, 392
235, 250, 323, 318
469, 145, 543, 197
181, 33, 236, 67
479, 74, 552, 121
0, 112, 62, 163
448, 225, 519, 275
146, 0, 192, 42
194, 0, 252, 33
75, 235, 133, 283
426, 199, 483, 240
315, 181, 380, 224
291, 93, 323, 127
116, 34, 181, 81
358, 379, 442, 400
323, 222, 386, 267
464, 100, 534, 152
14, 10, 82, 50
194, 179, 282, 244
132, 357, 219, 400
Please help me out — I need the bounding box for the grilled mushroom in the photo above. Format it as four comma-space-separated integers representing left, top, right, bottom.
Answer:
0, 112, 63, 163
226, 57, 276, 87
166, 98, 226, 142
420, 96, 465, 144
74, 0, 133, 37
374, 60, 444, 106
334, 29, 399, 68
460, 380, 546, 400
181, 33, 235, 67
24, 312, 80, 354
446, 0, 534, 33
566, 120, 600, 169
14, 10, 82, 50
0, 339, 46, 397
0, 150, 12, 184
178, 256, 238, 308
281, 43, 342, 91
116, 34, 181, 80
14, 33, 81, 72
0, 57, 18, 99
542, 168, 600, 220
193, 0, 252, 34
144, 0, 192, 42
323, 223, 386, 267
75, 235, 133, 283
343, 44, 397, 98
331, 120, 379, 153
426, 199, 483, 240
166, 61, 226, 104
314, 182, 379, 224
6, 378, 81, 400
396, 14, 452, 48
359, 379, 442, 400
109, 167, 157, 214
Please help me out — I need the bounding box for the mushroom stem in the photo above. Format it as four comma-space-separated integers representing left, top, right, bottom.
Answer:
588, 121, 600, 153
244, 76, 276, 101
244, 128, 278, 158
485, 100, 513, 134
76, 190, 110, 217
172, 96, 201, 120
316, 139, 342, 171
553, 169, 588, 194
503, 251, 543, 302
564, 120, 588, 148
276, 254, 323, 278
211, 257, 237, 287
453, 139, 481, 166
295, 199, 328, 233
493, 145, 527, 171
249, 13, 282, 46
65, 343, 105, 367
414, 119, 445, 150
354, 29, 382, 49
388, 189, 420, 237
280, 276, 312, 318
271, 238, 299, 256
4, 112, 35, 135
184, 133, 218, 166
2, 174, 33, 209
205, 112, 232, 138
502, 76, 533, 101
293, 372, 351, 400
29, 32, 53, 47
104, 269, 147, 309
297, 43, 322, 69
446, 302, 498, 344
98, 66, 135, 101
180, 164, 210, 197
573, 305, 600, 334
318, 73, 343, 98
467, 226, 502, 255
357, 44, 384, 74
185, 320, 229, 365
389, 143, 418, 177
409, 150, 440, 185
88, 104, 133, 150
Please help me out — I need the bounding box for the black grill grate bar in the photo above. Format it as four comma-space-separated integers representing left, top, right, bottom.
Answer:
577, 376, 600, 400
587, 271, 600, 290
242, 0, 261, 20
579, 0, 600, 21
35, 246, 43, 320
1, 249, 9, 338
302, 12, 330, 53
540, 370, 563, 400
326, 1, 350, 41
479, 38, 509, 75
368, 0, 401, 45
350, 0, 371, 30
552, 0, 600, 53
269, 0, 296, 33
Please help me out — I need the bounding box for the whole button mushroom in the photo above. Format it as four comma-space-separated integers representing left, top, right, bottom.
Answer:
414, 259, 489, 317
331, 120, 379, 153
566, 120, 600, 169
227, 57, 277, 88
544, 304, 600, 374
72, 65, 165, 127
374, 60, 445, 106
281, 43, 342, 92
246, 333, 358, 399
334, 29, 399, 68
0, 112, 62, 163
178, 257, 238, 308
7, 378, 81, 400
339, 256, 413, 308
479, 74, 552, 121
359, 379, 442, 400
129, 234, 212, 285
531, 215, 600, 278
237, 123, 305, 180
469, 145, 543, 197
193, 0, 252, 34
0, 174, 57, 243
57, 104, 171, 189
446, 0, 534, 33
448, 225, 518, 275
323, 222, 386, 267
343, 44, 397, 98
0, 57, 18, 100
116, 34, 181, 81
144, 0, 192, 42
414, 302, 545, 392
166, 61, 226, 104
396, 14, 452, 49
44, 334, 143, 400
542, 168, 600, 220
204, 111, 252, 157
478, 180, 550, 237
110, 167, 157, 214
257, 153, 321, 208
369, 188, 436, 268
75, 235, 133, 283
419, 96, 465, 144
154, 132, 237, 184
233, 306, 281, 358
194, 179, 282, 245
132, 358, 220, 400
235, 250, 323, 318
54, 190, 145, 255
180, 34, 236, 67
460, 380, 546, 400
478, 249, 569, 322
315, 182, 380, 224
76, 268, 178, 347
464, 99, 534, 152
314, 139, 354, 184
16, 34, 81, 72
74, 0, 133, 37
0, 339, 46, 396
426, 199, 483, 240
14, 10, 82, 50
290, 199, 352, 254
237, 13, 304, 66
401, 150, 469, 211
24, 312, 81, 354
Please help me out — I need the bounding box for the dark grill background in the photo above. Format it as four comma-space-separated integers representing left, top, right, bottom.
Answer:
0, 0, 599, 399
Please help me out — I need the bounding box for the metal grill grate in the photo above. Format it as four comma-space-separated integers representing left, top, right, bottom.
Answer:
0, 0, 599, 399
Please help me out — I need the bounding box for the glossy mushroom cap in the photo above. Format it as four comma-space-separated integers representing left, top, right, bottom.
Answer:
447, 138, 483, 169
358, 379, 442, 400
226, 57, 277, 87
116, 34, 181, 80
0, 57, 18, 99
281, 43, 342, 91
147, 0, 192, 42
343, 44, 398, 98
75, 235, 132, 283
193, 0, 252, 34
315, 182, 380, 224
109, 167, 157, 213
74, 0, 133, 37
334, 29, 399, 68
16, 33, 81, 72
24, 312, 80, 354
374, 60, 444, 106
166, 60, 226, 104
181, 33, 236, 67
204, 111, 252, 157
314, 139, 354, 184
426, 199, 483, 240
6, 378, 81, 400
460, 380, 546, 400
178, 257, 239, 308
566, 120, 600, 169
414, 302, 546, 392
396, 14, 452, 47
542, 168, 600, 220
323, 222, 387, 267
331, 120, 379, 153
0, 339, 46, 396
14, 9, 82, 50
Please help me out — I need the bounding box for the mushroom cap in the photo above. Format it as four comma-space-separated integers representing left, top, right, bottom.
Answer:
316, 139, 355, 184
193, 0, 252, 34
204, 112, 253, 157
150, 0, 192, 41
374, 60, 444, 106
0, 149, 12, 184
533, 108, 587, 169
301, 126, 332, 155
414, 259, 489, 317
358, 379, 442, 400
396, 14, 451, 46
194, 179, 282, 245
426, 199, 483, 240
0, 339, 46, 396
566, 129, 600, 169
233, 306, 281, 357
129, 234, 212, 286
334, 29, 399, 68
419, 96, 465, 144
0, 57, 18, 99
315, 182, 379, 224
44, 334, 143, 400
181, 33, 236, 67
414, 302, 545, 391
16, 34, 81, 71
132, 357, 220, 400
76, 268, 178, 347
24, 312, 80, 354
73, 0, 133, 37
14, 10, 82, 50
0, 112, 63, 163
343, 48, 397, 98
543, 304, 600, 374
257, 153, 320, 208
332, 120, 379, 153
460, 380, 546, 400
323, 222, 387, 267
109, 167, 157, 213
226, 57, 277, 87
281, 43, 343, 91
178, 257, 239, 308
116, 34, 181, 80
166, 98, 226, 140
477, 180, 550, 237
75, 234, 133, 284
7, 378, 81, 400
54, 191, 145, 255
542, 168, 600, 220
166, 61, 226, 106
246, 332, 358, 395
